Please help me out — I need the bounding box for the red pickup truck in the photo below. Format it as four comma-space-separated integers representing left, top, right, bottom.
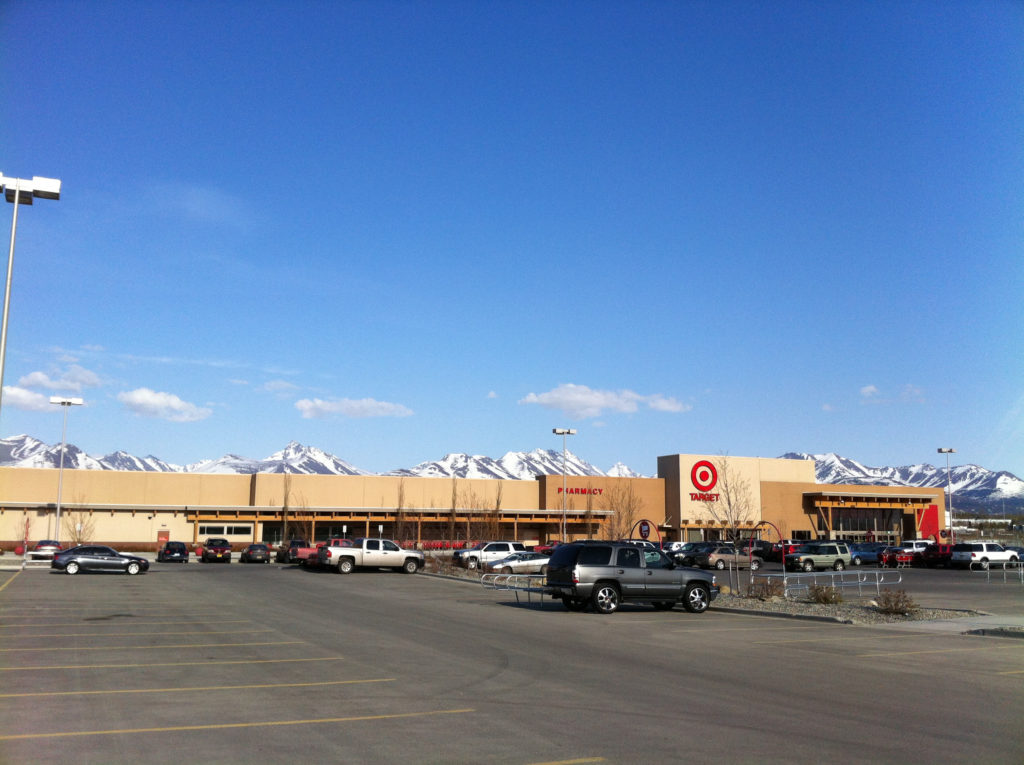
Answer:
291, 538, 353, 567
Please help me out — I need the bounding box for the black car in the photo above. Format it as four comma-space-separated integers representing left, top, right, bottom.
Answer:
240, 543, 270, 563
156, 541, 189, 563
51, 545, 149, 576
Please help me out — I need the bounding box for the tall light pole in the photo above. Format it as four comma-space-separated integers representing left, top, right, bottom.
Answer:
553, 428, 576, 541
937, 447, 956, 541
0, 174, 62, 418
51, 396, 83, 546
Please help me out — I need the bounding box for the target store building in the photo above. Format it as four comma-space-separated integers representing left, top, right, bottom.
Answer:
0, 453, 946, 549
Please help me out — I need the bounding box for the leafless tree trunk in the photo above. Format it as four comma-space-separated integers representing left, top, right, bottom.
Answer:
448, 477, 458, 543
394, 478, 409, 542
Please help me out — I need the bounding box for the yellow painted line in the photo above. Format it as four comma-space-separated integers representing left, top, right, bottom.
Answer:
0, 678, 394, 698
0, 640, 302, 653
0, 571, 21, 594
0, 620, 252, 628
997, 669, 1024, 675
0, 707, 475, 741
0, 656, 344, 671
859, 645, 1024, 657
755, 633, 944, 645
4, 629, 273, 638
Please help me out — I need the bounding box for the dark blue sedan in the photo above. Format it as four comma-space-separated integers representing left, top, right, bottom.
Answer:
52, 545, 149, 576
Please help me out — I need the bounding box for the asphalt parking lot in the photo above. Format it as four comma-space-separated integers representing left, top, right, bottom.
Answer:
1, 560, 1022, 765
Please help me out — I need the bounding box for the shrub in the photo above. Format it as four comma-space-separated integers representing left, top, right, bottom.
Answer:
746, 579, 784, 599
875, 588, 919, 615
808, 584, 843, 604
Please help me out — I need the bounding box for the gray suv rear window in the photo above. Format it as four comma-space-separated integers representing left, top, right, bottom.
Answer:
578, 546, 612, 565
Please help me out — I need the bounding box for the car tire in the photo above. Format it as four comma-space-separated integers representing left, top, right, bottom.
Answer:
402, 559, 419, 575
338, 558, 354, 574
833, 560, 846, 571
682, 582, 710, 613
466, 558, 478, 570
501, 566, 513, 574
979, 559, 989, 570
126, 561, 140, 576
802, 560, 814, 572
852, 556, 862, 566
715, 560, 726, 570
65, 561, 79, 575
749, 559, 761, 571
591, 583, 620, 614
561, 596, 587, 612
540, 564, 548, 574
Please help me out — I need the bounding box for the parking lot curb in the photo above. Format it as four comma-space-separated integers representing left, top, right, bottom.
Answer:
710, 605, 853, 624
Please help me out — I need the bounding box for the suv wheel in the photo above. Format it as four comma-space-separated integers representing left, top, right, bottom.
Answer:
591, 583, 621, 614
682, 582, 710, 613
715, 560, 726, 570
833, 560, 846, 571
749, 559, 761, 571
852, 556, 862, 565
466, 558, 478, 570
802, 560, 814, 572
402, 559, 419, 575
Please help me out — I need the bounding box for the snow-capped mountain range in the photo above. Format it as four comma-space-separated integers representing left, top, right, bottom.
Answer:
2, 435, 1020, 512
0, 435, 638, 480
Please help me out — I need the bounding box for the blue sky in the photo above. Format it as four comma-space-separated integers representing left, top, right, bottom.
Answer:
1, 1, 1021, 476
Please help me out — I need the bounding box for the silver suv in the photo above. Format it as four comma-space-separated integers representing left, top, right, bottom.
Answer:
784, 541, 853, 572
544, 541, 719, 614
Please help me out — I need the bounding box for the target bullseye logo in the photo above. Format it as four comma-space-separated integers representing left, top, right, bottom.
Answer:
691, 460, 718, 492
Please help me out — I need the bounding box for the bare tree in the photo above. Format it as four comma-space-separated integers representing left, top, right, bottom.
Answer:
448, 477, 458, 543
281, 473, 293, 544
62, 493, 94, 544
600, 482, 643, 540
394, 478, 409, 543
700, 456, 756, 542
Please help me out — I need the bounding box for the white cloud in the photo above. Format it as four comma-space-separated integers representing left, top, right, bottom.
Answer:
117, 388, 212, 422
519, 383, 689, 419
860, 385, 880, 398
262, 379, 298, 393
18, 364, 101, 392
295, 397, 414, 419
148, 181, 254, 230
2, 386, 51, 411
487, 391, 498, 399
900, 384, 924, 402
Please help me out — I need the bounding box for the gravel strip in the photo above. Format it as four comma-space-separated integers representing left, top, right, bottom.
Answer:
712, 592, 979, 625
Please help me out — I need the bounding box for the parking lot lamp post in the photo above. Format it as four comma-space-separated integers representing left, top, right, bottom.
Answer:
51, 397, 83, 546
937, 448, 956, 541
0, 174, 62, 419
553, 428, 576, 541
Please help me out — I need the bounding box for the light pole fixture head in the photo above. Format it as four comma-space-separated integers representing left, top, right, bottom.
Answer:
937, 447, 955, 454
49, 396, 83, 406
553, 428, 577, 435
0, 174, 62, 204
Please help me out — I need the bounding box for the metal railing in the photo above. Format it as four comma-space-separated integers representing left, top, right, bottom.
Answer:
480, 572, 549, 604
973, 559, 1024, 584
752, 569, 903, 599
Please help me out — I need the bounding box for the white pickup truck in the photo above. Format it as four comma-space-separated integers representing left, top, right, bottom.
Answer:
319, 537, 425, 574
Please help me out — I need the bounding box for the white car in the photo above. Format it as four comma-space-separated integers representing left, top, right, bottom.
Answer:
950, 541, 1019, 570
